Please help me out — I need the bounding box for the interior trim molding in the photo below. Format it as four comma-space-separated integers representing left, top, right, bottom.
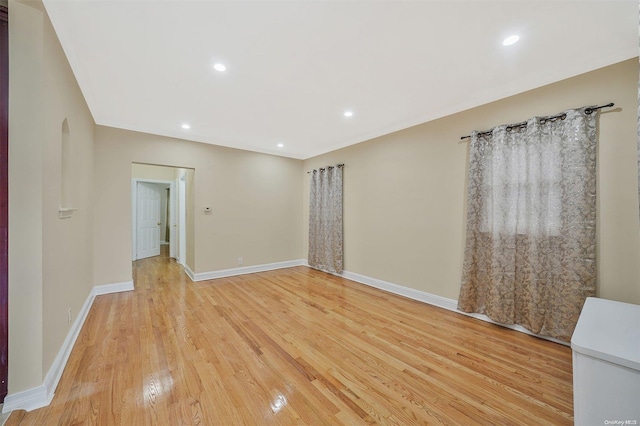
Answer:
188, 259, 306, 282
184, 264, 196, 281
340, 269, 568, 346
341, 270, 459, 311
93, 280, 134, 296
2, 280, 134, 414
0, 384, 50, 414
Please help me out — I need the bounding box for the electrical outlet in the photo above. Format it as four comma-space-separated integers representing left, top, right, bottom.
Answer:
67, 308, 72, 325
237, 257, 243, 266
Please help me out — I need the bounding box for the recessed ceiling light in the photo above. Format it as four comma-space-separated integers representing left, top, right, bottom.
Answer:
277, 143, 284, 148
344, 111, 353, 117
213, 63, 226, 72
181, 123, 191, 129
502, 35, 520, 46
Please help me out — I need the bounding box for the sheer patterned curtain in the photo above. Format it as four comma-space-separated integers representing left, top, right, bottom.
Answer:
308, 165, 343, 274
458, 107, 598, 342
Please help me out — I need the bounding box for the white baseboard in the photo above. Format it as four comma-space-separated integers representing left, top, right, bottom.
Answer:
93, 280, 134, 296
342, 270, 459, 311
341, 269, 568, 346
0, 385, 50, 414
2, 280, 135, 414
184, 264, 196, 281
187, 259, 306, 282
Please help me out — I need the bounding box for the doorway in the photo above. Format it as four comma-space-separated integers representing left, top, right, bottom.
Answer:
131, 164, 191, 265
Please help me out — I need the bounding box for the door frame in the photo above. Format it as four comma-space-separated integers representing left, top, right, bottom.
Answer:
177, 174, 186, 266
131, 178, 177, 261
168, 183, 176, 259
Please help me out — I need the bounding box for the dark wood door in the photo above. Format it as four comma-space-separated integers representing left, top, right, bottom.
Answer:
0, 4, 8, 403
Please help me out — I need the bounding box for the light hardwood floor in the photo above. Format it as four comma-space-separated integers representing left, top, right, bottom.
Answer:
7, 251, 573, 425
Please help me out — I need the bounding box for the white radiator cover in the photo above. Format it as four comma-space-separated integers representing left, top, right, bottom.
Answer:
571, 297, 640, 425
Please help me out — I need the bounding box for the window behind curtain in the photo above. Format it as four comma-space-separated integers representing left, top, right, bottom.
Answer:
458, 108, 598, 342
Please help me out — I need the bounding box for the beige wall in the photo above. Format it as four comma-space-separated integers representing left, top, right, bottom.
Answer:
94, 127, 303, 286
9, 0, 45, 393
131, 163, 177, 181
304, 58, 640, 305
9, 0, 96, 393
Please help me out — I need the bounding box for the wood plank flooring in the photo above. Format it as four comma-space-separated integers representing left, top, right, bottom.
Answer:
7, 251, 573, 425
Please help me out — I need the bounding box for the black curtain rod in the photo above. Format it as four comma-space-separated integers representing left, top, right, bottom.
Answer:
306, 164, 344, 174
460, 102, 614, 140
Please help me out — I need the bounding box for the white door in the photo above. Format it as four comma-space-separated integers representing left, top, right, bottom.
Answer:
136, 182, 161, 259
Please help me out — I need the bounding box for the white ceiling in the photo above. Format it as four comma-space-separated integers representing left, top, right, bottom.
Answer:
43, 1, 637, 160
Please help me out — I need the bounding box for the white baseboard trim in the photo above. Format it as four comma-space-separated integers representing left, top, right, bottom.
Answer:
342, 270, 459, 311
94, 280, 134, 296
184, 264, 196, 281
2, 280, 135, 414
1, 385, 51, 414
188, 259, 307, 282
2, 385, 53, 413
341, 269, 569, 346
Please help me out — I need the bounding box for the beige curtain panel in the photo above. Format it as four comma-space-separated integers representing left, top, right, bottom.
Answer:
308, 165, 343, 274
458, 107, 598, 342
